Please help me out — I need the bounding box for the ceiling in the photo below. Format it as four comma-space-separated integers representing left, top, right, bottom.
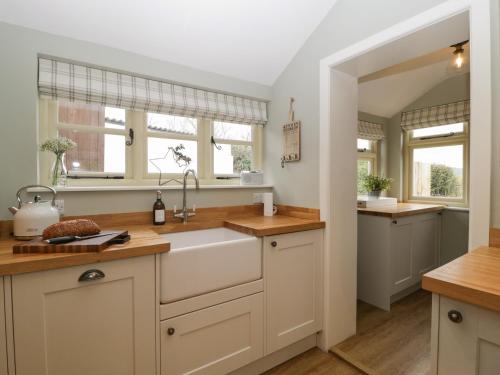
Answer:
0, 0, 339, 86
358, 45, 470, 118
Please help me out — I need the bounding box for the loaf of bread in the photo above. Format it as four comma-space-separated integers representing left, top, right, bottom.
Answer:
42, 219, 101, 240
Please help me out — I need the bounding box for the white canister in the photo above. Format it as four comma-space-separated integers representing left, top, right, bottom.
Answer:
262, 193, 277, 216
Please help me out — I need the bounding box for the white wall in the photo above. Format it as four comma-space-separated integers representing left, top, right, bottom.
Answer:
266, 0, 451, 208
0, 22, 272, 219
491, 0, 500, 227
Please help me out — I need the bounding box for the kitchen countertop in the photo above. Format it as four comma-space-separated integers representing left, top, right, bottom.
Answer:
422, 246, 500, 313
224, 215, 325, 236
0, 212, 325, 276
0, 226, 170, 276
357, 203, 445, 218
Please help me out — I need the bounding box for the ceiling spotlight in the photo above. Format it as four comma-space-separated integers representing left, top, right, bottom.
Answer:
451, 41, 468, 69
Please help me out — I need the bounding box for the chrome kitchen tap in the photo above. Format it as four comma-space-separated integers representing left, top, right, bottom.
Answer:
174, 169, 200, 224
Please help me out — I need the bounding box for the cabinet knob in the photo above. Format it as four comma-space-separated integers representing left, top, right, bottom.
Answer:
271, 241, 277, 247
448, 310, 463, 323
167, 327, 175, 336
78, 269, 105, 282
392, 220, 398, 224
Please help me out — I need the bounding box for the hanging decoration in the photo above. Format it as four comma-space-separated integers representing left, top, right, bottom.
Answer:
281, 97, 301, 168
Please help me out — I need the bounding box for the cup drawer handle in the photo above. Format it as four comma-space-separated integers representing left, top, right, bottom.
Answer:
78, 269, 105, 282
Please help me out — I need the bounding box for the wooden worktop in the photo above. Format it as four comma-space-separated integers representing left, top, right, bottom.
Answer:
422, 246, 500, 313
0, 204, 324, 276
357, 203, 444, 218
224, 215, 325, 236
0, 226, 170, 276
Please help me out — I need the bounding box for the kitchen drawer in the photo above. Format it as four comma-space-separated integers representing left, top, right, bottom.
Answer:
161, 293, 263, 375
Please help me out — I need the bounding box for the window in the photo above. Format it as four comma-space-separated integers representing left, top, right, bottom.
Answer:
212, 121, 255, 176
146, 113, 199, 175
55, 102, 128, 177
405, 122, 468, 205
39, 99, 263, 185
357, 138, 377, 194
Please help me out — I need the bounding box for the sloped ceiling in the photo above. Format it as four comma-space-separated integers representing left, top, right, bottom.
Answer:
0, 0, 339, 85
358, 45, 470, 118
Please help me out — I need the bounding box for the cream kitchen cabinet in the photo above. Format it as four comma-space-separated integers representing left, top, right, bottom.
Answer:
0, 277, 7, 375
264, 229, 324, 354
161, 293, 263, 375
432, 295, 500, 374
358, 211, 441, 310
11, 255, 157, 375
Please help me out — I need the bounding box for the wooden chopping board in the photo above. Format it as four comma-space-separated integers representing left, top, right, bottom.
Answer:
13, 231, 129, 254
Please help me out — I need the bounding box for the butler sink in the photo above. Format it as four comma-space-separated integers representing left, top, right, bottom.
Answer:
160, 227, 261, 303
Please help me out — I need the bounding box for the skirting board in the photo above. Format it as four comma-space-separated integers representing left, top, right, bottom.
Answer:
229, 334, 318, 375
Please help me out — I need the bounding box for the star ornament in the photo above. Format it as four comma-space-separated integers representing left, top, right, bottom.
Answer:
149, 144, 192, 186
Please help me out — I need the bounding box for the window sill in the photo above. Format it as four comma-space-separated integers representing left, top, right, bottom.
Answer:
29, 184, 273, 193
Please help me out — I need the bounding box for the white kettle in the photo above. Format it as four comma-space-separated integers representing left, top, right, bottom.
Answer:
8, 185, 60, 240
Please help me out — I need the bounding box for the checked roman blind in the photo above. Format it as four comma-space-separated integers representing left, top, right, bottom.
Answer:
358, 120, 384, 140
400, 100, 470, 131
38, 57, 268, 125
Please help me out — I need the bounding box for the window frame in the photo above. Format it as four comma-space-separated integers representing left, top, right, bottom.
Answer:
403, 121, 469, 207
39, 99, 263, 186
357, 139, 378, 195
209, 121, 262, 178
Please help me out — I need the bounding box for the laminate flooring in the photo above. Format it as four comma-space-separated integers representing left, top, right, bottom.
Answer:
265, 290, 432, 375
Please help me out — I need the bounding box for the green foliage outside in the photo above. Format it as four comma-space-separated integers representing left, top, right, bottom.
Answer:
357, 160, 369, 194
430, 164, 461, 197
232, 145, 252, 173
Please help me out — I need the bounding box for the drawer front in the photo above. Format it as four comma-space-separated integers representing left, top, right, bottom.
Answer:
12, 256, 156, 375
161, 293, 263, 375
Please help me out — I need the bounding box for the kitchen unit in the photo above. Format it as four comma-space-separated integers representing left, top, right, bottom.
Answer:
358, 203, 443, 310
0, 277, 7, 375
423, 246, 500, 375
0, 208, 325, 375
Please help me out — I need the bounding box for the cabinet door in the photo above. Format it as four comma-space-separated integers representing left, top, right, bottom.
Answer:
12, 256, 156, 375
437, 297, 478, 375
390, 219, 414, 294
264, 230, 323, 354
161, 293, 263, 375
0, 277, 7, 375
476, 307, 500, 374
412, 213, 440, 278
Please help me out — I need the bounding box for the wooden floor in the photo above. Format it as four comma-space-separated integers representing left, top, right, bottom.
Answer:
265, 289, 432, 375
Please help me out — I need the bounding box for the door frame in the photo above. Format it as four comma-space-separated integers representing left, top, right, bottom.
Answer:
319, 0, 492, 348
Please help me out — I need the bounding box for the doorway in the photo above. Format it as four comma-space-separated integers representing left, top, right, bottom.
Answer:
319, 0, 492, 352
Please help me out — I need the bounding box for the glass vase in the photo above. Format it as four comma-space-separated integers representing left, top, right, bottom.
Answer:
51, 153, 68, 186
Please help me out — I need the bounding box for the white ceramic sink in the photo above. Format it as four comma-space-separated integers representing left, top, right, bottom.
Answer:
160, 227, 261, 303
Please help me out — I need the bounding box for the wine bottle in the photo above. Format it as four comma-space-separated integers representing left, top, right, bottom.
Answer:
153, 190, 166, 225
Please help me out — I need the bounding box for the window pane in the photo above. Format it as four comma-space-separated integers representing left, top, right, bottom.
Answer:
214, 144, 252, 175
58, 130, 125, 173
58, 101, 125, 129
148, 138, 197, 174
214, 122, 252, 141
147, 113, 197, 136
357, 159, 373, 194
411, 123, 464, 138
412, 145, 463, 198
357, 139, 371, 151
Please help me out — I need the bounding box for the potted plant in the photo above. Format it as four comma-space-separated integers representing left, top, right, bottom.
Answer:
362, 175, 392, 198
40, 137, 77, 186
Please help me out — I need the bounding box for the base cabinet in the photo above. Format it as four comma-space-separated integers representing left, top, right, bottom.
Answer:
161, 293, 263, 375
0, 277, 7, 375
433, 295, 500, 374
358, 212, 441, 310
11, 256, 157, 375
264, 230, 323, 354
